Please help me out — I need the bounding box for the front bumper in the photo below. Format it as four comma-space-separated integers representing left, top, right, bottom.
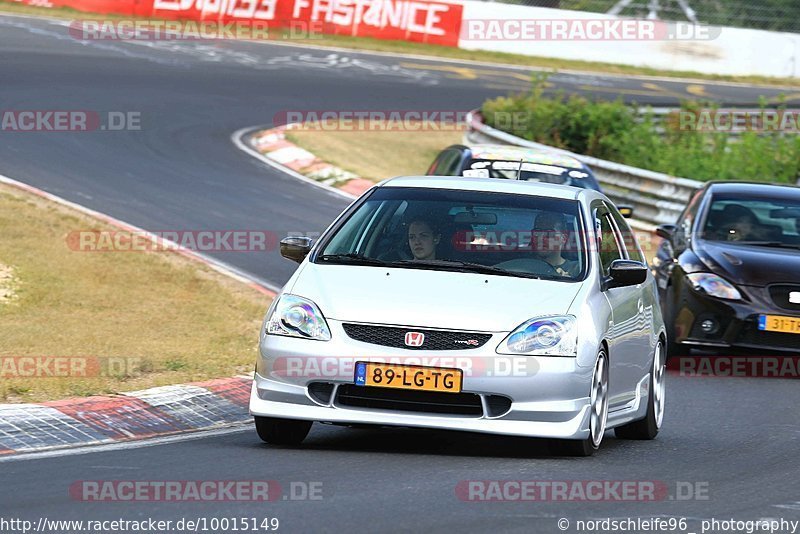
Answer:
248, 320, 597, 440
674, 284, 800, 353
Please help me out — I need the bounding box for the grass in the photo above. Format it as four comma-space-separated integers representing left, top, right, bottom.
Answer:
0, 182, 270, 403
285, 126, 463, 182
481, 81, 800, 183
2, 1, 800, 88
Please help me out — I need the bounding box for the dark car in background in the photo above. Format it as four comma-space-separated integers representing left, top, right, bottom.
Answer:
428, 144, 600, 190
427, 144, 633, 217
653, 182, 800, 357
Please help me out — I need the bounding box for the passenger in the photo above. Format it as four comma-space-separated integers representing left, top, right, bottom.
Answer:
531, 211, 579, 277
407, 219, 441, 261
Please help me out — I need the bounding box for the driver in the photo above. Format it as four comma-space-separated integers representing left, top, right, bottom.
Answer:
531, 211, 579, 277
407, 218, 441, 261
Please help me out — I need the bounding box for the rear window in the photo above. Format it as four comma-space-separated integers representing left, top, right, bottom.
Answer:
462, 159, 593, 189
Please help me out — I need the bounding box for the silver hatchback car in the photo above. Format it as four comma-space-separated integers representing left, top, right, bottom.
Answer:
250, 176, 666, 456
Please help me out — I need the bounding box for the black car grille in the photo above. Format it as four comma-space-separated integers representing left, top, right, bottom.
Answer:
342, 323, 492, 351
735, 322, 800, 351
768, 285, 800, 313
335, 384, 484, 416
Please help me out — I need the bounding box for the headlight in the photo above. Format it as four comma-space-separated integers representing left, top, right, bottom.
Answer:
266, 295, 331, 340
497, 315, 577, 356
686, 273, 742, 301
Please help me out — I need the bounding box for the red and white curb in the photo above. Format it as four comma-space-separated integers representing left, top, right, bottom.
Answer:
0, 377, 252, 455
247, 124, 375, 198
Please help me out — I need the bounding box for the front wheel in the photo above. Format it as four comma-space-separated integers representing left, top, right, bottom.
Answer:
254, 416, 312, 446
555, 349, 609, 457
615, 340, 666, 440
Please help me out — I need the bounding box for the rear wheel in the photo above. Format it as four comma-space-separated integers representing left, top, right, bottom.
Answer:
615, 340, 665, 440
254, 416, 312, 445
557, 349, 609, 457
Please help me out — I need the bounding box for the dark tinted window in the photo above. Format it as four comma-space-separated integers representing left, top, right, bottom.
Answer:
702, 193, 800, 246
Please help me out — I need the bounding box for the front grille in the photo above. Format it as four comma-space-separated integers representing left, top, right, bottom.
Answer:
768, 285, 800, 313
342, 323, 492, 351
335, 384, 483, 416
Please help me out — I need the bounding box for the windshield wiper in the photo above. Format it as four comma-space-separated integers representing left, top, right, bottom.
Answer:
394, 259, 541, 279
734, 241, 800, 250
317, 254, 392, 266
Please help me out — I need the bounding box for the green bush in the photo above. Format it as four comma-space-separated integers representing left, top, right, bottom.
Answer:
481, 77, 800, 183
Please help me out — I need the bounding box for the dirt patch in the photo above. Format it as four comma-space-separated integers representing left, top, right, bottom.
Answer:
0, 263, 19, 303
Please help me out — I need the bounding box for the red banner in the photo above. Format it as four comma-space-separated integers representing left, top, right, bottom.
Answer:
6, 0, 462, 46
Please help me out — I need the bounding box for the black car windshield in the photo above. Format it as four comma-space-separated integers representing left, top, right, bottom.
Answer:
316, 187, 587, 281
702, 193, 800, 248
462, 159, 596, 190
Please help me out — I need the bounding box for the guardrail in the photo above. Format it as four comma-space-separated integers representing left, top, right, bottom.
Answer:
464, 110, 703, 228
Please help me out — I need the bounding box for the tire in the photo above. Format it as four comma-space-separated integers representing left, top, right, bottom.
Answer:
615, 340, 666, 440
254, 416, 312, 446
554, 349, 609, 457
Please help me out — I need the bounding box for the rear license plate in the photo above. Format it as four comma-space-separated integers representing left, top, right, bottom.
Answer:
354, 362, 462, 393
758, 314, 800, 334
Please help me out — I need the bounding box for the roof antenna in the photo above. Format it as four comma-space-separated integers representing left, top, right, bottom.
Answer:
515, 159, 524, 180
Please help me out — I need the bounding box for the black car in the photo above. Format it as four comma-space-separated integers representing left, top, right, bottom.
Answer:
653, 181, 800, 357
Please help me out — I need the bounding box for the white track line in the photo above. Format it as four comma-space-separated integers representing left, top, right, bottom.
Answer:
2, 12, 792, 90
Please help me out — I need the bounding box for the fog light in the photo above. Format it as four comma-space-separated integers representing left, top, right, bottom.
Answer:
700, 319, 718, 334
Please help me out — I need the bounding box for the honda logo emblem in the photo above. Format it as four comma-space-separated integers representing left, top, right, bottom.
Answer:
404, 331, 425, 347
790, 291, 800, 304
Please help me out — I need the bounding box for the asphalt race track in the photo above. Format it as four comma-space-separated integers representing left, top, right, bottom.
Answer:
2, 14, 800, 533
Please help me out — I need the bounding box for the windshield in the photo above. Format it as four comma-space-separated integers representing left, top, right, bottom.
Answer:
316, 186, 587, 281
461, 159, 597, 190
702, 194, 800, 248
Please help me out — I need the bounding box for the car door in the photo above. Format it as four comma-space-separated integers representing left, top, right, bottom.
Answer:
594, 203, 644, 410
606, 201, 656, 391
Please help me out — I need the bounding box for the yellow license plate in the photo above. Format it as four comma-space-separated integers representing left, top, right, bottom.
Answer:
759, 315, 800, 334
354, 362, 462, 393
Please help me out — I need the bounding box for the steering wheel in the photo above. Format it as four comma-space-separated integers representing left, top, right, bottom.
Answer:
494, 258, 559, 277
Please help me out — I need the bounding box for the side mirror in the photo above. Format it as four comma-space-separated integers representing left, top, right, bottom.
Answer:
618, 205, 634, 218
655, 224, 677, 240
608, 259, 648, 288
280, 236, 313, 263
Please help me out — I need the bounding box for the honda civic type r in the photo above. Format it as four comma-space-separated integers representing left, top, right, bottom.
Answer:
249, 176, 666, 456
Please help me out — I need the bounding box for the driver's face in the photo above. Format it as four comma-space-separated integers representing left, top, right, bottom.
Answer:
408, 221, 439, 260
531, 227, 566, 257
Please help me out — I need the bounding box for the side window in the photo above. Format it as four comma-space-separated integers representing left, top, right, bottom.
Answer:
427, 149, 462, 176
596, 211, 624, 276
607, 204, 645, 263
675, 189, 704, 249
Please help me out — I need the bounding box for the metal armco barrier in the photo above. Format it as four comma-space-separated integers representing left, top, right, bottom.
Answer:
464, 111, 703, 227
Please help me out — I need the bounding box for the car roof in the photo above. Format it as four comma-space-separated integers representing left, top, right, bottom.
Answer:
465, 144, 585, 170
380, 175, 590, 201
706, 181, 800, 198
